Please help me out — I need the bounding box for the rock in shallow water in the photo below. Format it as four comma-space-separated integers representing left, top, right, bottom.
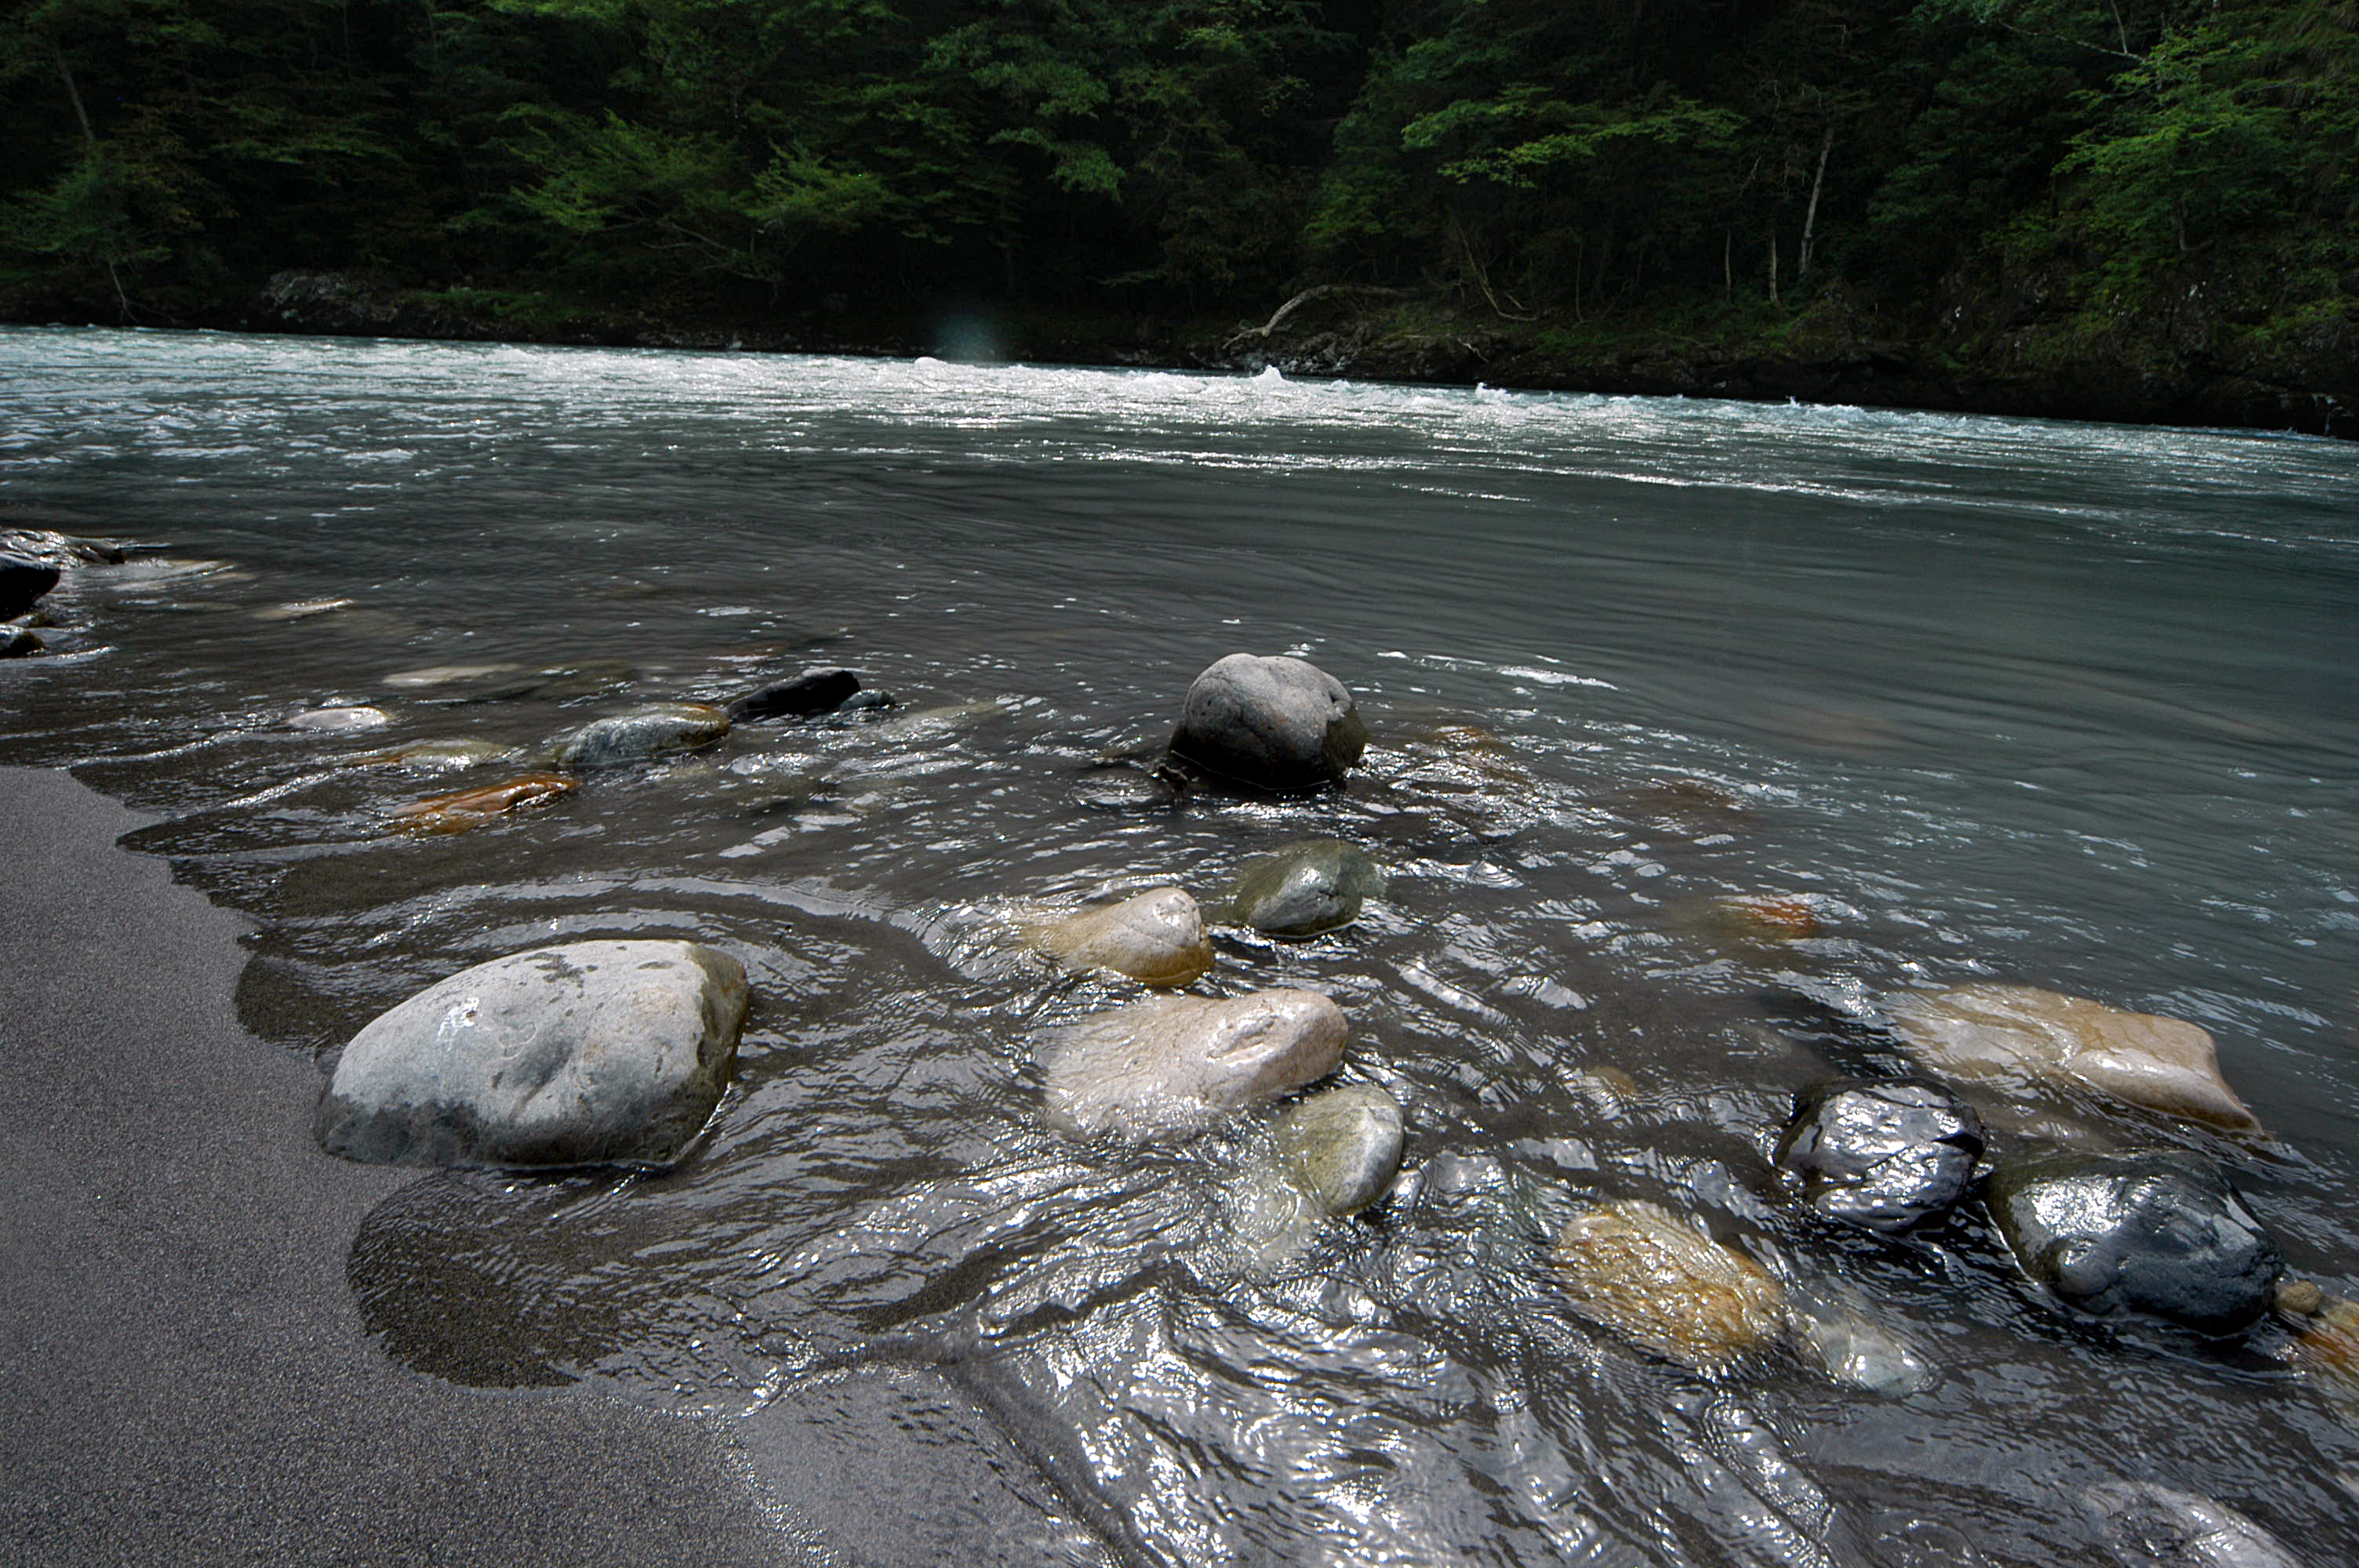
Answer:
1549, 1199, 1787, 1375
1027, 887, 1213, 988
2085, 1483, 2306, 1568
0, 625, 43, 658
1987, 1151, 2283, 1336
1041, 988, 1347, 1140
553, 702, 730, 769
1889, 983, 2259, 1131
1775, 1078, 1984, 1234
1223, 838, 1385, 938
389, 771, 579, 834
0, 554, 62, 619
289, 704, 392, 731
1273, 1082, 1405, 1217
723, 666, 863, 724
1168, 653, 1368, 794
317, 939, 747, 1169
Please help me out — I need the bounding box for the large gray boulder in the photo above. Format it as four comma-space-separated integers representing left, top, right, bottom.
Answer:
317, 940, 748, 1169
1987, 1151, 2282, 1336
1168, 654, 1367, 794
1041, 988, 1347, 1139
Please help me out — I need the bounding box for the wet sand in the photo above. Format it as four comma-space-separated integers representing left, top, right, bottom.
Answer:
0, 764, 803, 1566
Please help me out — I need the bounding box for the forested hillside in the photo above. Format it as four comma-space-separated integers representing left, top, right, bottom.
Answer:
5, 0, 2354, 429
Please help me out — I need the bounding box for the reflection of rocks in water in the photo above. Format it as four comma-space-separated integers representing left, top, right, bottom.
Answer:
1550, 1199, 1787, 1375
1891, 984, 2261, 1131
2085, 1482, 2306, 1568
1987, 1152, 2283, 1336
347, 1172, 640, 1388
1024, 887, 1213, 989
1221, 838, 1386, 938
1040, 989, 1346, 1140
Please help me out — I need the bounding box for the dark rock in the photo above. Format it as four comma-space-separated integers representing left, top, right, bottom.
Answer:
1987, 1152, 2283, 1336
0, 554, 61, 620
1223, 838, 1385, 938
1775, 1078, 1984, 1233
723, 667, 863, 724
0, 625, 43, 658
316, 939, 747, 1169
1168, 652, 1367, 794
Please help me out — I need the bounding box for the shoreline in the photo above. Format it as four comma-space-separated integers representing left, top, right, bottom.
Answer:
8, 279, 2352, 441
0, 763, 1122, 1566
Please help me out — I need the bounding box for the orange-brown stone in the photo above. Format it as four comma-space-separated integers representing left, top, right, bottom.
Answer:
390, 772, 577, 834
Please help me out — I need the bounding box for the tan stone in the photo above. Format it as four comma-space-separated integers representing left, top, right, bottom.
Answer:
1041, 989, 1346, 1140
1888, 983, 2259, 1130
1027, 887, 1213, 988
390, 772, 578, 834
1549, 1200, 1787, 1374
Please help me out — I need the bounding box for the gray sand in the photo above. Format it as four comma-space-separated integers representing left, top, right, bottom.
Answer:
0, 765, 1123, 1567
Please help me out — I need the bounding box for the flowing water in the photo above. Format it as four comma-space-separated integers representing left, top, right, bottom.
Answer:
3, 325, 2356, 1566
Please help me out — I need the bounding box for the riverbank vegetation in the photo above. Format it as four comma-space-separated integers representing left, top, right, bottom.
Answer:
4, 0, 2354, 427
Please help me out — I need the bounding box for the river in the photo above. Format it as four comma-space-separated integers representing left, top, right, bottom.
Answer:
3, 325, 2356, 1566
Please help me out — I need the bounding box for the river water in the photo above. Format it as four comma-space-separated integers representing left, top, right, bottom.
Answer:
3, 326, 2356, 1566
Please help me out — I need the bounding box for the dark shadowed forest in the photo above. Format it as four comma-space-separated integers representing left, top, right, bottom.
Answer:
5, 0, 2354, 428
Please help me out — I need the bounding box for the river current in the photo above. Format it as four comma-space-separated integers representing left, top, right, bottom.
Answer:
3, 326, 2356, 1566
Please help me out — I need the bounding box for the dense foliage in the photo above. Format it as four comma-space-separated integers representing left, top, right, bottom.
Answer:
5, 0, 2354, 392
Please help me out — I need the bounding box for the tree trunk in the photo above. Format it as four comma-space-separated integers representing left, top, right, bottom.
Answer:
52, 43, 98, 151
1767, 230, 1780, 307
1797, 129, 1833, 281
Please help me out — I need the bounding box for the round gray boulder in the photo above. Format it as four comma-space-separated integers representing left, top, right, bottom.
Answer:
1987, 1151, 2282, 1336
316, 939, 748, 1169
1168, 653, 1368, 794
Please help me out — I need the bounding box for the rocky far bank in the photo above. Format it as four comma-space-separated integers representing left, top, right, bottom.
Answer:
9, 268, 2354, 439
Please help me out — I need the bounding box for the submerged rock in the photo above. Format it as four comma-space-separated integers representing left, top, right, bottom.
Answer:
1273, 1082, 1405, 1217
1987, 1151, 2282, 1335
1070, 763, 1183, 814
1707, 894, 1825, 942
2085, 1483, 2306, 1568
1549, 1199, 1787, 1374
1774, 1078, 1984, 1234
389, 771, 578, 834
553, 702, 730, 769
1168, 652, 1368, 794
723, 666, 863, 724
316, 939, 748, 1169
289, 704, 393, 732
349, 737, 520, 772
1889, 983, 2259, 1130
1041, 988, 1347, 1139
1786, 1286, 1933, 1396
0, 554, 61, 620
0, 625, 43, 658
382, 661, 521, 689
253, 597, 358, 622
1027, 887, 1214, 988
0, 526, 126, 567
1223, 839, 1386, 938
